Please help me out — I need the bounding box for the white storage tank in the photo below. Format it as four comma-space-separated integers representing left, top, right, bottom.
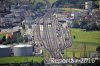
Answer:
13, 44, 33, 56
0, 45, 11, 57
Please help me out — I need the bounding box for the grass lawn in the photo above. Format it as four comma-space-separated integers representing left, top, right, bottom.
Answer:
71, 28, 100, 44
63, 42, 100, 58
62, 8, 82, 12
0, 56, 43, 64
63, 28, 100, 58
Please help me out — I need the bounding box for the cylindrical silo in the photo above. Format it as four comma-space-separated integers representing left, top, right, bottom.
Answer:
0, 45, 11, 57
13, 44, 33, 56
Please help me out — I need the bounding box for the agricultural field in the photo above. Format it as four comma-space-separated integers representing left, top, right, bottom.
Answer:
63, 28, 100, 57
71, 28, 100, 44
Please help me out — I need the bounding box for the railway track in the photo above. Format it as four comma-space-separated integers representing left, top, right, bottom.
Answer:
33, 7, 72, 65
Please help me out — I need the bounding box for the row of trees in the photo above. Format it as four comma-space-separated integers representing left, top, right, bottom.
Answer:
53, 0, 84, 8
52, 0, 99, 9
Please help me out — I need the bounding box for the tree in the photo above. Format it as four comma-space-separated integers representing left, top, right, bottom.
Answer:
6, 36, 12, 44
2, 36, 7, 45
84, 23, 98, 31
34, 2, 45, 11
97, 23, 100, 30
12, 31, 23, 43
22, 24, 26, 30
96, 46, 100, 52
80, 10, 100, 31
2, 36, 6, 42
53, 0, 85, 8
24, 36, 28, 42
80, 20, 88, 29
54, 0, 68, 7
72, 21, 80, 28
91, 0, 99, 2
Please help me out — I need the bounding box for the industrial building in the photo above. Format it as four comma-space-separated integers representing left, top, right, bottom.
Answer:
0, 45, 11, 57
13, 44, 33, 56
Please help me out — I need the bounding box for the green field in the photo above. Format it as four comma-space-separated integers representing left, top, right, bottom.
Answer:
63, 28, 100, 57
71, 28, 100, 44
0, 29, 100, 63
62, 8, 82, 12
0, 56, 43, 64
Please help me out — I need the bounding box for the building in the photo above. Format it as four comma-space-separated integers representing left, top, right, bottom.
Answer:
0, 0, 11, 13
13, 44, 33, 56
15, 0, 31, 6
0, 45, 11, 57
